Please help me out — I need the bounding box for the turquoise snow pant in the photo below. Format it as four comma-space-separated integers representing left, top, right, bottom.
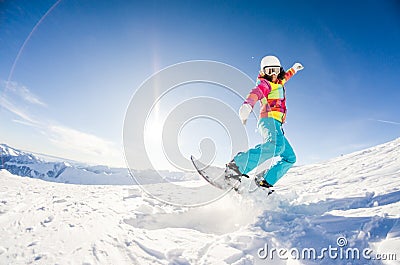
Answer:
233, 117, 296, 185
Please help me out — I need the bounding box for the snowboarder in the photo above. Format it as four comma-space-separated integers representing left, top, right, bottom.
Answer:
225, 55, 304, 189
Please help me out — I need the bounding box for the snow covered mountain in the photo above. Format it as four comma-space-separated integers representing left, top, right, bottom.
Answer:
0, 138, 399, 264
0, 144, 197, 185
0, 144, 70, 180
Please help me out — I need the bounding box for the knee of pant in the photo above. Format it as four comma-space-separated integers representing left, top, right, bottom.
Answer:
260, 137, 285, 155
284, 152, 296, 164
275, 142, 285, 155
259, 142, 275, 153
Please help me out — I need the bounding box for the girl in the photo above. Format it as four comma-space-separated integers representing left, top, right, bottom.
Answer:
226, 55, 304, 188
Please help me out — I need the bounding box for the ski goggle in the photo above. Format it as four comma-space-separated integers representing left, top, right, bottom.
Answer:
263, 66, 280, 76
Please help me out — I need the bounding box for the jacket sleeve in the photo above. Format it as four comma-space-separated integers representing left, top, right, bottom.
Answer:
281, 68, 296, 85
244, 79, 271, 107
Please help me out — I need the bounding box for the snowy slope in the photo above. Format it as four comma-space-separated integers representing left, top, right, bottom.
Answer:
0, 138, 399, 265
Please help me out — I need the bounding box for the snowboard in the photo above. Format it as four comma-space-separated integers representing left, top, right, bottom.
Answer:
190, 156, 241, 192
190, 156, 275, 196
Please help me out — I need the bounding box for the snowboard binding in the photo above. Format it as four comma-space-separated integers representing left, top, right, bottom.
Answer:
224, 160, 249, 192
224, 161, 249, 181
254, 172, 275, 196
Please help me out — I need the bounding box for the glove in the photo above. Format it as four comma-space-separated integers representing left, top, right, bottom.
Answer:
292, 62, 304, 73
239, 104, 252, 125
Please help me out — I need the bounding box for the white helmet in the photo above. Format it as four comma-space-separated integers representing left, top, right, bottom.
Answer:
260, 55, 281, 71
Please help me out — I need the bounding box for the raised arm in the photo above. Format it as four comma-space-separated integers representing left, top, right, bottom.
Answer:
281, 62, 304, 85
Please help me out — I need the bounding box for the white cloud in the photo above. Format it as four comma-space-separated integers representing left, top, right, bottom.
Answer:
11, 119, 40, 127
0, 96, 40, 125
48, 125, 113, 155
46, 125, 124, 167
372, 119, 400, 126
1, 88, 124, 167
3, 80, 47, 107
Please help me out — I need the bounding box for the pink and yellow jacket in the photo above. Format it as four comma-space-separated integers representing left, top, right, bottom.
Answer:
244, 68, 297, 123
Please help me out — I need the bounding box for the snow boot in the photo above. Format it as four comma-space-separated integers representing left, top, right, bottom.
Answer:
258, 179, 273, 188
225, 160, 249, 181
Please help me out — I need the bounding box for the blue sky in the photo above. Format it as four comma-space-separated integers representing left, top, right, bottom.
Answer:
1, 0, 399, 169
